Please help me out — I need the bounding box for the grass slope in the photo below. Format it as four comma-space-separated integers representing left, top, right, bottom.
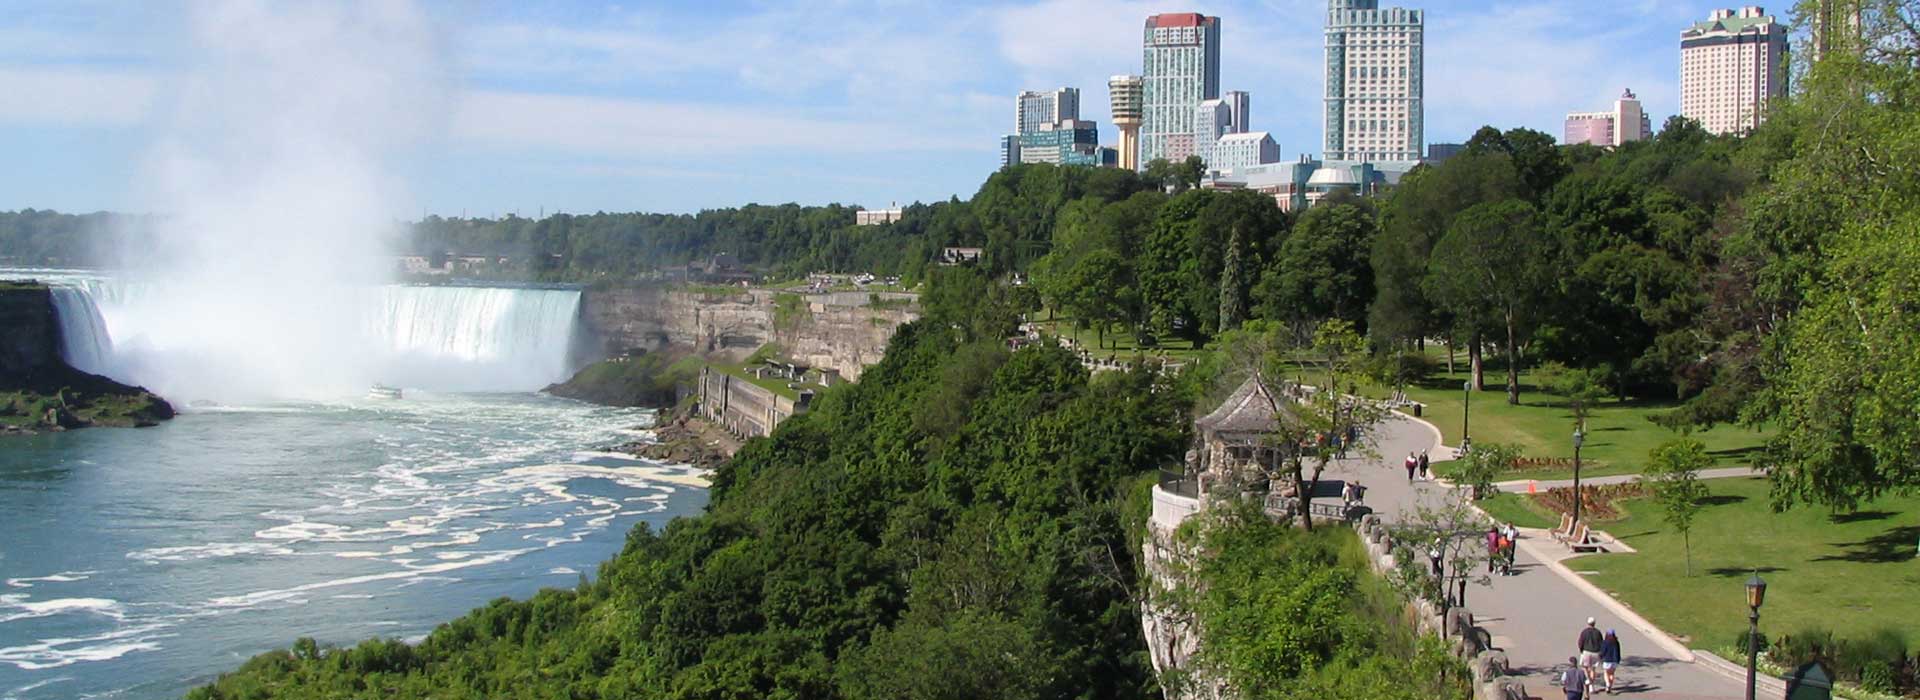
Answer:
1383, 370, 1771, 481
1573, 476, 1920, 650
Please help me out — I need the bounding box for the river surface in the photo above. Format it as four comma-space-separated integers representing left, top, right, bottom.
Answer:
0, 379, 707, 698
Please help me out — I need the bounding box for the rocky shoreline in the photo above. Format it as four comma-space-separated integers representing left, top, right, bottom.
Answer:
616, 404, 738, 471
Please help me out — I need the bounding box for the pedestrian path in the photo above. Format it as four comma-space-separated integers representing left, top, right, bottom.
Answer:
1494, 467, 1763, 493
1330, 414, 1749, 699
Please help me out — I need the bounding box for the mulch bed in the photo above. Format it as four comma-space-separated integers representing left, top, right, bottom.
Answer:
1527, 482, 1648, 521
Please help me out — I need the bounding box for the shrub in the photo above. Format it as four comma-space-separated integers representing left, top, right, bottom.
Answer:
1732, 629, 1769, 656
1858, 660, 1896, 694
1832, 628, 1908, 684
1769, 627, 1834, 668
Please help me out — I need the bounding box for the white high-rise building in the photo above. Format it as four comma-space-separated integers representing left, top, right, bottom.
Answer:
1141, 12, 1221, 167
1211, 132, 1281, 175
1016, 88, 1080, 136
1223, 90, 1250, 134
1680, 7, 1785, 135
1194, 99, 1232, 168
1324, 0, 1424, 163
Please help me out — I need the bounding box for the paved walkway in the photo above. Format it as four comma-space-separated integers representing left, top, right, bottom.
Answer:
1327, 415, 1751, 699
1494, 467, 1763, 493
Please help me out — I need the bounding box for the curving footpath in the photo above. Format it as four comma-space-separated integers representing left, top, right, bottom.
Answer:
1330, 413, 1760, 699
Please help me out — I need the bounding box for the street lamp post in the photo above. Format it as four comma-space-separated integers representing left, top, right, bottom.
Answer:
1746, 571, 1768, 700
1462, 380, 1472, 451
1572, 430, 1586, 529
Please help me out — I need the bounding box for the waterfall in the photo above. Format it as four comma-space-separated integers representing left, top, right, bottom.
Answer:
47, 285, 116, 377
370, 286, 584, 392
18, 275, 584, 398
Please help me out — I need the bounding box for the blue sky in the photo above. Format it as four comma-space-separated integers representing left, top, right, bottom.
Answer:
0, 1, 1775, 217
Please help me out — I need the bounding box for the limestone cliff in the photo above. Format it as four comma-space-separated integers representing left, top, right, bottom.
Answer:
579, 286, 917, 381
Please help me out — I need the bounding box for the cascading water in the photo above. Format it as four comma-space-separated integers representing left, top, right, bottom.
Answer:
28, 275, 585, 398
46, 285, 115, 377
370, 286, 586, 392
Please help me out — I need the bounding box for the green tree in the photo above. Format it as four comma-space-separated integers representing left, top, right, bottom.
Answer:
1259, 198, 1377, 332
1370, 150, 1519, 371
1425, 200, 1555, 404
1643, 438, 1711, 575
1218, 224, 1249, 332
1455, 442, 1519, 500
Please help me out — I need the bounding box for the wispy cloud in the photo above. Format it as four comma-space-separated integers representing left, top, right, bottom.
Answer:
0, 0, 1716, 214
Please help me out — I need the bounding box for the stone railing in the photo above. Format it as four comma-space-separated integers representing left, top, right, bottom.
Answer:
1352, 515, 1530, 700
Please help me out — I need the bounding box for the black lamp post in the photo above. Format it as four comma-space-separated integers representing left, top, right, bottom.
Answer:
1462, 380, 1472, 450
1746, 570, 1768, 700
1572, 430, 1586, 529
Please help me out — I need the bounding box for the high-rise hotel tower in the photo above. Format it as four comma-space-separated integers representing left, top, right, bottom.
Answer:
1680, 7, 1785, 135
1323, 0, 1424, 163
1140, 13, 1220, 167
1109, 75, 1144, 171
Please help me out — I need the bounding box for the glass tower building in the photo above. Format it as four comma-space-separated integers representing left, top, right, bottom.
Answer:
1140, 13, 1220, 168
1324, 0, 1424, 163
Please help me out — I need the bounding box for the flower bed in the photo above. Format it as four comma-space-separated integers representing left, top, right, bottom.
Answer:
1527, 482, 1648, 521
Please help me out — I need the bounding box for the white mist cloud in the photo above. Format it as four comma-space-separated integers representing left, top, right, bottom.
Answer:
111, 0, 454, 400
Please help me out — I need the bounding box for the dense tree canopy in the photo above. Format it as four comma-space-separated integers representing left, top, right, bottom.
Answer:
190, 280, 1193, 699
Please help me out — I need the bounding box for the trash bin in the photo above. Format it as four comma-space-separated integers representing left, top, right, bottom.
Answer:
1412, 403, 1423, 417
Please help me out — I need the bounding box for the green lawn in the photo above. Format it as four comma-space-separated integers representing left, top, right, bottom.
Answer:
1476, 492, 1562, 530
1028, 311, 1210, 362
1574, 476, 1920, 650
1385, 370, 1771, 481
705, 362, 822, 400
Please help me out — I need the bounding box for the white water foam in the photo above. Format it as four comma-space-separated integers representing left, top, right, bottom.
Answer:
0, 597, 123, 625
3, 572, 95, 589
127, 543, 294, 564
0, 624, 172, 671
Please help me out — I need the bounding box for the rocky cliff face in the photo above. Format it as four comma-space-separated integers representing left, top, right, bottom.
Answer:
580, 286, 917, 381
0, 282, 174, 432
0, 284, 61, 376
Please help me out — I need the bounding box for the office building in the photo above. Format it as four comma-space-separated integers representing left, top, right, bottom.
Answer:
1324, 0, 1425, 163
1680, 7, 1786, 135
1426, 143, 1463, 163
1019, 120, 1102, 166
1216, 156, 1322, 212
999, 135, 1021, 168
1210, 132, 1281, 175
1194, 99, 1232, 167
1141, 12, 1221, 166
1564, 88, 1653, 147
1223, 90, 1251, 134
1812, 0, 1862, 61
1017, 88, 1080, 136
855, 209, 904, 226
1109, 75, 1144, 170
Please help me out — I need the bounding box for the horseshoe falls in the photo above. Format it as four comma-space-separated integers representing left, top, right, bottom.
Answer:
38, 277, 587, 400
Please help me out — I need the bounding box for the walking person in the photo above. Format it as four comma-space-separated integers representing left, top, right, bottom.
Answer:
1502, 523, 1520, 575
1485, 525, 1501, 573
1578, 617, 1606, 686
1599, 629, 1622, 694
1560, 656, 1590, 700
1405, 452, 1417, 483
1418, 450, 1430, 480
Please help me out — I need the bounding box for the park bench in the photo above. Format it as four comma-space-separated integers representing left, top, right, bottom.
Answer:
1567, 524, 1605, 553
1549, 513, 1575, 541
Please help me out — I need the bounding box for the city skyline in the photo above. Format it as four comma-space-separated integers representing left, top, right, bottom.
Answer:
1, 1, 1776, 217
